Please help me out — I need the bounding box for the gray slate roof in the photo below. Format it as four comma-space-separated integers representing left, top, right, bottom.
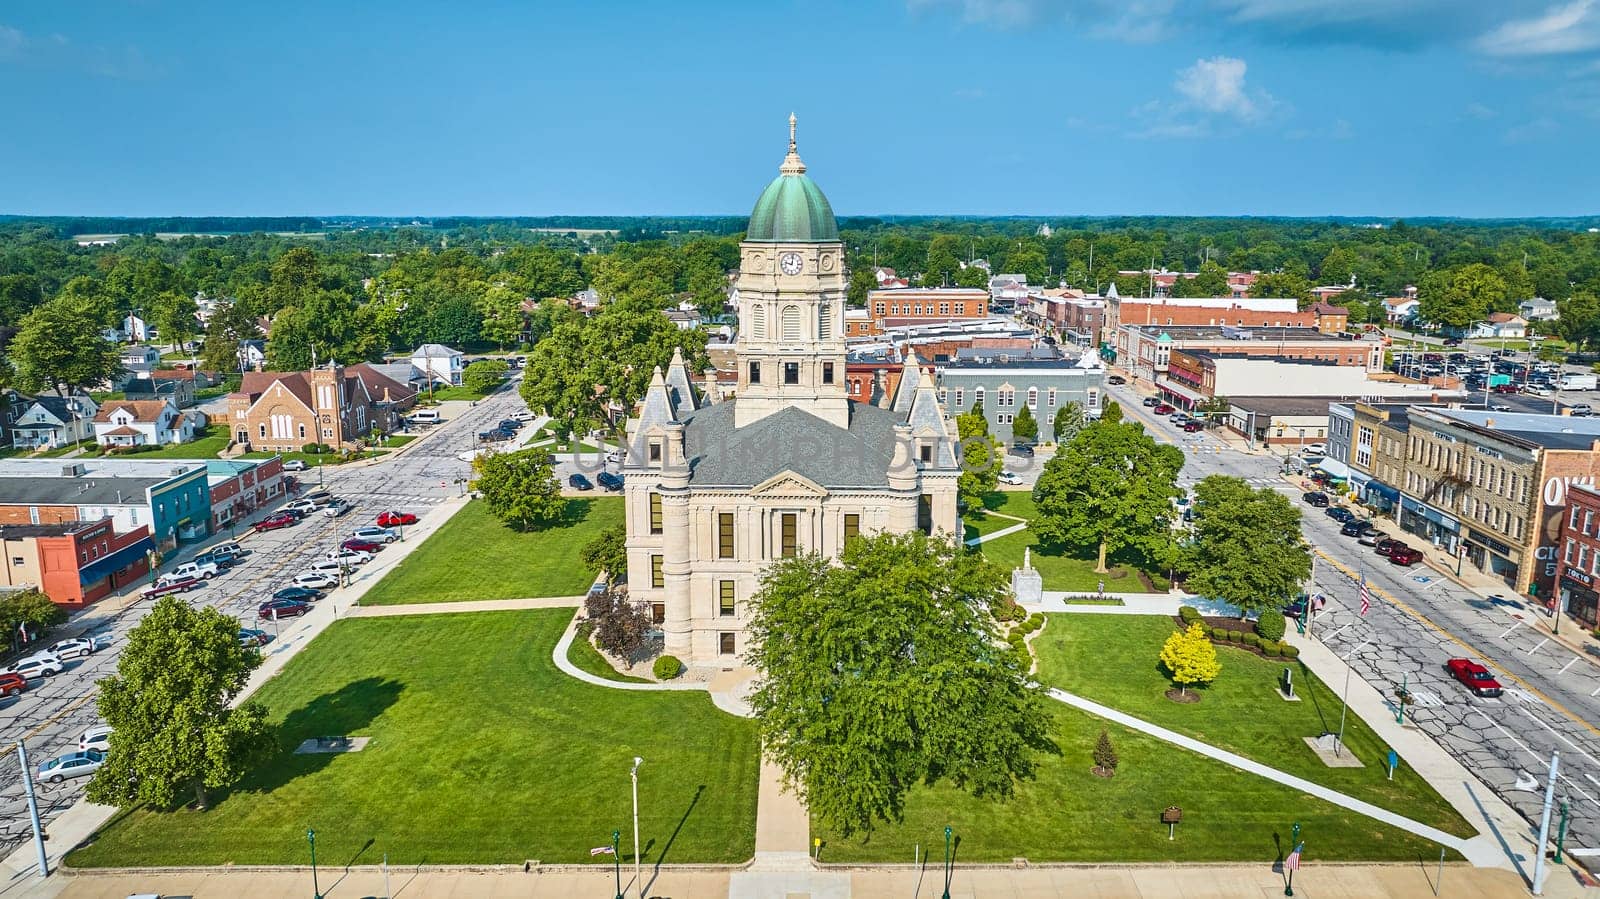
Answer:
681, 400, 902, 488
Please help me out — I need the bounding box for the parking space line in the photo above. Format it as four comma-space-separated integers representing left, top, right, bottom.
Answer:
1515, 706, 1600, 768
1499, 620, 1525, 639
1526, 637, 1550, 656
1560, 657, 1580, 674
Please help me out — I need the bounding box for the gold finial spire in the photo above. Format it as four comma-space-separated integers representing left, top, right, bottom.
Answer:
780, 112, 806, 176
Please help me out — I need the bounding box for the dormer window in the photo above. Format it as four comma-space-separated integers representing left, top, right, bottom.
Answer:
649, 441, 661, 462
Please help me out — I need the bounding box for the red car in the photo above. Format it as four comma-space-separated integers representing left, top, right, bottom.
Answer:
1153, 403, 1175, 415
1445, 658, 1504, 697
1182, 421, 1205, 432
377, 511, 418, 527
1387, 546, 1423, 566
141, 577, 200, 600
255, 512, 297, 532
0, 673, 27, 698
342, 538, 384, 554
1491, 384, 1520, 394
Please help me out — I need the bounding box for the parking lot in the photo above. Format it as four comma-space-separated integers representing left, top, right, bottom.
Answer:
0, 381, 534, 857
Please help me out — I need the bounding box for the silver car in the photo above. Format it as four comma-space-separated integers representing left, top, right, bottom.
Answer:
39, 750, 105, 784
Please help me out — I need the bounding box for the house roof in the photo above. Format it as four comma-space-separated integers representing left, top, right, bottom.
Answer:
94, 401, 170, 424
22, 394, 95, 424
149, 370, 196, 381
100, 426, 143, 437
411, 343, 463, 358
1309, 302, 1350, 315
238, 364, 416, 415
1383, 297, 1416, 308
0, 476, 166, 506
1487, 313, 1526, 324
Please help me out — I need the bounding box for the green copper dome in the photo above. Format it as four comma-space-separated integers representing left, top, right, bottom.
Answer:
745, 113, 838, 243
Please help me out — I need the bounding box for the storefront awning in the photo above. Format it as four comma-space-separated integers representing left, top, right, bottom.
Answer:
1365, 481, 1400, 503
1156, 378, 1205, 404
1316, 457, 1351, 480
78, 536, 155, 586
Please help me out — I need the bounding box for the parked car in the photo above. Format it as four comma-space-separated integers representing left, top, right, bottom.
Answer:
1324, 507, 1355, 523
596, 471, 625, 491
998, 470, 1024, 486
1388, 546, 1423, 566
1302, 491, 1330, 507
327, 548, 372, 566
78, 725, 112, 752
0, 673, 26, 698
498, 418, 524, 431
376, 511, 418, 527
286, 499, 321, 516
1357, 529, 1386, 547
167, 561, 219, 581
1142, 397, 1160, 407
342, 538, 384, 554
1571, 403, 1594, 417
1153, 403, 1175, 414
282, 459, 308, 471
47, 635, 111, 659
1445, 658, 1504, 697
1300, 443, 1327, 457
4, 653, 63, 680
351, 526, 398, 543
1010, 444, 1035, 457
1340, 519, 1369, 537
1182, 421, 1205, 432
255, 512, 298, 532
568, 473, 595, 491
273, 586, 325, 603
279, 507, 308, 521
1492, 383, 1520, 394
258, 598, 311, 620
38, 750, 105, 784
1107, 375, 1126, 385
193, 549, 240, 570
142, 577, 201, 599
324, 498, 354, 517
304, 559, 344, 576
291, 572, 339, 590
237, 629, 273, 648
1374, 537, 1406, 557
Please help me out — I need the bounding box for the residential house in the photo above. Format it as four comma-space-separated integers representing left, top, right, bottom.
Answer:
1308, 302, 1350, 334
410, 344, 466, 387
227, 363, 417, 452
664, 307, 703, 330
1520, 298, 1559, 322
9, 394, 100, 450
92, 399, 195, 449
874, 267, 909, 290
1452, 313, 1527, 340
1383, 295, 1420, 324
122, 314, 155, 343
119, 345, 161, 377
124, 371, 197, 409
237, 339, 267, 372
988, 274, 1029, 308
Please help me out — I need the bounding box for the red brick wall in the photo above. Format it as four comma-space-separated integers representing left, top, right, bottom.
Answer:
1119, 303, 1315, 329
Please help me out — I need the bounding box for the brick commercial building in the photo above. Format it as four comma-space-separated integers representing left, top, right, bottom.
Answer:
1556, 483, 1600, 629
865, 288, 989, 333
0, 519, 155, 607
0, 459, 212, 548
1106, 295, 1311, 351
1121, 325, 1383, 384
206, 457, 288, 533
228, 363, 416, 453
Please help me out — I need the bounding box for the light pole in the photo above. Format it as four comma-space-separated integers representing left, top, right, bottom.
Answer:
16, 741, 48, 877
612, 829, 623, 899
631, 756, 642, 899
307, 827, 323, 899
942, 825, 953, 899
1533, 751, 1560, 896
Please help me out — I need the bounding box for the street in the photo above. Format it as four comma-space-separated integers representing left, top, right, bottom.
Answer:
1110, 380, 1600, 857
0, 382, 534, 857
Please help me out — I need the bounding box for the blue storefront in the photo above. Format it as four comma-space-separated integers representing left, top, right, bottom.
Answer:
1399, 494, 1460, 553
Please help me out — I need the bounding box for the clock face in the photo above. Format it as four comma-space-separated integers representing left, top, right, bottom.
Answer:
780, 252, 804, 275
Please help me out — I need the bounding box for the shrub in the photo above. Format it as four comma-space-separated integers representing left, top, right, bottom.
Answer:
652, 655, 684, 680
1263, 643, 1282, 657
1177, 605, 1201, 623
1280, 644, 1300, 659
1227, 630, 1243, 643
1255, 612, 1287, 642
1243, 632, 1260, 647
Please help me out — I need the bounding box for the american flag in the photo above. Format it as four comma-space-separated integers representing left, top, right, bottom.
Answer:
1359, 574, 1371, 616
1285, 841, 1303, 871
590, 845, 616, 856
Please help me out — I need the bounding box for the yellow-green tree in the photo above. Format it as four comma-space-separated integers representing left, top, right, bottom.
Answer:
1159, 623, 1221, 696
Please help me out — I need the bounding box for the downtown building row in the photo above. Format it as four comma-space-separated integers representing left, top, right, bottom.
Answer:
1327, 404, 1600, 626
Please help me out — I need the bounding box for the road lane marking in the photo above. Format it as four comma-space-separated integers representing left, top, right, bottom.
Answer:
1526, 637, 1550, 656
1560, 657, 1580, 674
1319, 549, 1600, 742
1515, 706, 1600, 768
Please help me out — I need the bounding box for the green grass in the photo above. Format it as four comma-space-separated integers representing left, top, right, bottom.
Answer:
66, 609, 759, 866
1060, 596, 1126, 606
567, 625, 650, 683
380, 434, 416, 448
35, 440, 93, 458
1032, 615, 1474, 839
419, 383, 495, 403
82, 425, 232, 459
361, 498, 622, 604
240, 450, 381, 467
965, 492, 1165, 592
817, 703, 1459, 864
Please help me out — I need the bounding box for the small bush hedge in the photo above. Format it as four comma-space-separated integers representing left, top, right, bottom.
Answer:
1227, 630, 1243, 643
1255, 611, 1287, 642
1280, 644, 1300, 659
1263, 643, 1282, 657
1178, 605, 1202, 623
1243, 632, 1260, 647
652, 655, 684, 680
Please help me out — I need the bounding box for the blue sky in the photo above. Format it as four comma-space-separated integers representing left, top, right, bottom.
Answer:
2, 0, 1599, 217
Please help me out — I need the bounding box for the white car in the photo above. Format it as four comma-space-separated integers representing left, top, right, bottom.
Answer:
286, 499, 321, 516
167, 561, 219, 582
5, 653, 63, 679
282, 459, 307, 472
324, 499, 354, 517
79, 724, 112, 752
292, 572, 339, 590
327, 549, 372, 566
998, 470, 1024, 486
1300, 443, 1327, 457
351, 526, 398, 544
47, 635, 111, 659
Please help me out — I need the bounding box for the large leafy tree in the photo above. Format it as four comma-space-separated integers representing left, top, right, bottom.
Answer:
956, 401, 1002, 509
1032, 417, 1184, 572
10, 299, 122, 396
1012, 403, 1039, 444
1249, 271, 1313, 308
1052, 401, 1084, 445
1180, 475, 1311, 617
199, 299, 264, 374
88, 597, 275, 810
0, 589, 68, 645
0, 274, 44, 331
1417, 263, 1507, 330
266, 289, 371, 369
746, 531, 1053, 837
470, 446, 566, 531
477, 283, 526, 349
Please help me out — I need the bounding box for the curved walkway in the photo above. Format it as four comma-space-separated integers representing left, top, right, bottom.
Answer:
1045, 686, 1484, 860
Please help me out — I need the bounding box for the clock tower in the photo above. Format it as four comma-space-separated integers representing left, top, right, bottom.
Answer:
733, 114, 851, 430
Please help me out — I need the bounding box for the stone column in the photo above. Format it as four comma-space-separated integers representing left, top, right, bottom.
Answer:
887, 424, 921, 533
659, 423, 694, 659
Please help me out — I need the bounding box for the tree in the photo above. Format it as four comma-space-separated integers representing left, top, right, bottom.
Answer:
1032, 417, 1184, 573
1092, 729, 1118, 776
1189, 260, 1228, 297
846, 265, 876, 308
470, 446, 566, 530
266, 289, 371, 370
1417, 263, 1506, 331
746, 531, 1053, 837
1052, 401, 1084, 444
1249, 271, 1313, 308
956, 401, 1002, 509
1556, 292, 1600, 351
462, 358, 508, 394
1012, 403, 1038, 444
580, 523, 627, 581
199, 299, 263, 374
87, 597, 275, 810
150, 290, 199, 352
10, 299, 122, 396
1319, 247, 1357, 286
584, 588, 654, 662
476, 283, 526, 349
1100, 400, 1123, 424
1180, 475, 1312, 618
0, 589, 68, 646
1159, 622, 1221, 697
0, 274, 44, 331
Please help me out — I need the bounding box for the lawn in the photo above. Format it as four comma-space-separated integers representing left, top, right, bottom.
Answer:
380, 434, 416, 448
1032, 614, 1474, 839
568, 625, 649, 683
360, 497, 622, 604
240, 449, 380, 467
966, 493, 1166, 592
817, 703, 1456, 864
419, 383, 496, 403
79, 425, 232, 460
67, 609, 760, 866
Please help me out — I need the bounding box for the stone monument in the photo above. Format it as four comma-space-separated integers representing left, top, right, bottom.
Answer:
1011, 547, 1043, 604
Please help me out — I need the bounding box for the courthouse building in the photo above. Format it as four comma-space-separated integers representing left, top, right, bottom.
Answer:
623, 118, 962, 664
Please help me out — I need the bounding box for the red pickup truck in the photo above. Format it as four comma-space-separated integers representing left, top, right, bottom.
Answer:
1446, 658, 1504, 697
142, 577, 201, 600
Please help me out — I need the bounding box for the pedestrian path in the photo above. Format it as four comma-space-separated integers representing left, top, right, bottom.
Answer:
963, 521, 1028, 545
1042, 687, 1484, 860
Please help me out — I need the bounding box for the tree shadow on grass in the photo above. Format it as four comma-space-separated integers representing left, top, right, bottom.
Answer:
235, 676, 405, 798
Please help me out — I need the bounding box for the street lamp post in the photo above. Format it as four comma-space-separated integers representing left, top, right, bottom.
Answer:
612, 829, 623, 899
307, 828, 323, 899
631, 757, 642, 899
942, 825, 953, 899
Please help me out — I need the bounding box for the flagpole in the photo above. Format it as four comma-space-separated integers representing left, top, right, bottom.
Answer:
1336, 638, 1370, 757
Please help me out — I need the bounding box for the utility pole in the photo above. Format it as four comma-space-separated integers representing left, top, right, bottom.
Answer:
1532, 751, 1560, 895
16, 741, 48, 877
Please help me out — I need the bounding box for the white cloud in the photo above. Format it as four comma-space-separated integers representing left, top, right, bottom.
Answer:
1174, 56, 1273, 120
1477, 0, 1600, 56
1464, 102, 1498, 119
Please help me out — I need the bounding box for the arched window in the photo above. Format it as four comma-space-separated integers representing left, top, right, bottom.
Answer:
781, 305, 802, 341
818, 303, 831, 339
974, 386, 986, 409
751, 304, 767, 339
